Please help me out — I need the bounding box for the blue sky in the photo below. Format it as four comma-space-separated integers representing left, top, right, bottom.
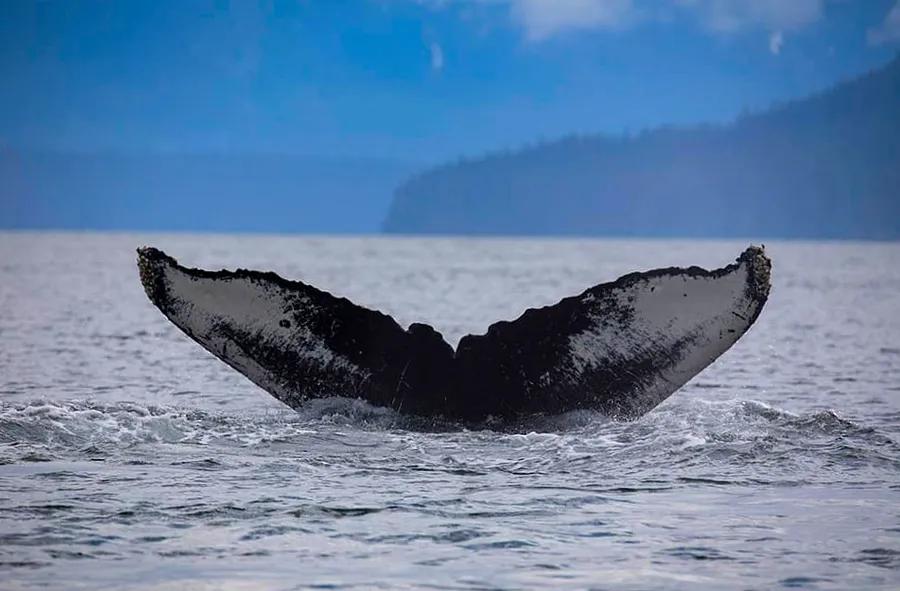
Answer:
2, 0, 899, 163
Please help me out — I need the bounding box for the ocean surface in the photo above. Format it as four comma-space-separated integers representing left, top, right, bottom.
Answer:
1, 232, 898, 590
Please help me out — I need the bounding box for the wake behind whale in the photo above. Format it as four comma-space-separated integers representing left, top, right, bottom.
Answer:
137, 246, 770, 421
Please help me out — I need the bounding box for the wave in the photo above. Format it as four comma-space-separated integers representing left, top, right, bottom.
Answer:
1, 397, 896, 475
0, 396, 889, 443
0, 399, 328, 451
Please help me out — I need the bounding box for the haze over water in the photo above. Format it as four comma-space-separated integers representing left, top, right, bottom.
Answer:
1, 232, 898, 590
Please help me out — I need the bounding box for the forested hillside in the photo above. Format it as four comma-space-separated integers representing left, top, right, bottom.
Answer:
384, 56, 900, 239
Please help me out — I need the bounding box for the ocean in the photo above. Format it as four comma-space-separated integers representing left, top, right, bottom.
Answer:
1, 232, 898, 590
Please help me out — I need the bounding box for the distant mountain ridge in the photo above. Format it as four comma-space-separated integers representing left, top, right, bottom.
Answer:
384, 56, 900, 239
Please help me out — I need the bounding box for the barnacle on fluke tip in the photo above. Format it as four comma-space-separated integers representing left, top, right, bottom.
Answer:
137, 246, 770, 422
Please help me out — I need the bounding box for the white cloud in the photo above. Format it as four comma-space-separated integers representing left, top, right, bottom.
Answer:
868, 0, 900, 45
509, 0, 637, 40
429, 41, 445, 70
425, 1, 835, 43
690, 0, 823, 34
769, 30, 783, 54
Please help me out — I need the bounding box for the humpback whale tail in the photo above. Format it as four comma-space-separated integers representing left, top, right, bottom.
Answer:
137, 246, 770, 421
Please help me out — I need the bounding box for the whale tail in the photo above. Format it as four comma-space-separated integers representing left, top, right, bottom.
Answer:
137, 246, 770, 421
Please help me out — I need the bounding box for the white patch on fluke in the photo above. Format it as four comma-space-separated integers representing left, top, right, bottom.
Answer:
567, 258, 760, 414
157, 264, 368, 402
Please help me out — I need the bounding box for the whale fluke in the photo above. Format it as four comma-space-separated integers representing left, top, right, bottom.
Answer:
137, 246, 770, 421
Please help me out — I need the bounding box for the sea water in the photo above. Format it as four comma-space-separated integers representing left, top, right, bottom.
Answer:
1, 232, 898, 590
